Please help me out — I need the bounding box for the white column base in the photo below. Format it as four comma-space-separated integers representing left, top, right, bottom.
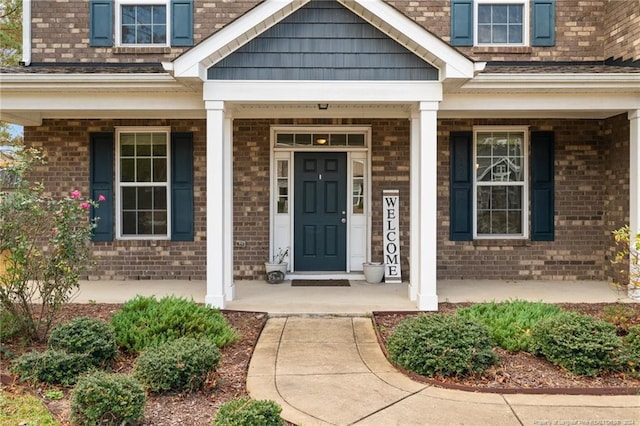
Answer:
205, 294, 226, 308
417, 293, 439, 311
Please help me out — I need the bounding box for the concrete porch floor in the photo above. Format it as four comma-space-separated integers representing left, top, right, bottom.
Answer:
73, 279, 637, 313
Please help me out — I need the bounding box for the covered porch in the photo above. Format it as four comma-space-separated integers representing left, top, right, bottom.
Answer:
73, 279, 634, 315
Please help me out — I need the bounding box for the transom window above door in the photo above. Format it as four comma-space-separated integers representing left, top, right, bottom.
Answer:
275, 132, 366, 148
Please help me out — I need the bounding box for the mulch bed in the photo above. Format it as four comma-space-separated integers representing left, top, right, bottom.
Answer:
1, 302, 639, 425
372, 302, 640, 395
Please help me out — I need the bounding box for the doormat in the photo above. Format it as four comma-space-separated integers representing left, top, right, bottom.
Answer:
291, 279, 350, 287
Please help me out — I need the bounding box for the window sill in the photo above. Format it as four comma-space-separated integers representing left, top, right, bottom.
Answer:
113, 47, 172, 55
471, 46, 533, 55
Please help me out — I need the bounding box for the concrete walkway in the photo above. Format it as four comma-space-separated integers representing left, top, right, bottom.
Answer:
248, 316, 640, 426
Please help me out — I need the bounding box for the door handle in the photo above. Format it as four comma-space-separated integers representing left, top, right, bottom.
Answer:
341, 218, 346, 224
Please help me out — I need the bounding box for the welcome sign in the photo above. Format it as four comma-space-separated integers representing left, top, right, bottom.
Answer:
383, 190, 402, 283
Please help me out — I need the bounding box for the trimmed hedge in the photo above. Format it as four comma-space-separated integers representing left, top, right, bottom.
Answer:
134, 337, 221, 393
110, 295, 237, 354
213, 397, 283, 426
457, 300, 561, 352
531, 311, 623, 376
48, 317, 117, 367
386, 313, 497, 378
70, 371, 146, 426
11, 350, 93, 386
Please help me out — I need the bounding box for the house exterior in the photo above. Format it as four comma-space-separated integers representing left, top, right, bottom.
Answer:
1, 0, 639, 309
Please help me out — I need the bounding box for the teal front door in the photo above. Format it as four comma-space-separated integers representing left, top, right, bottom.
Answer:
294, 152, 347, 271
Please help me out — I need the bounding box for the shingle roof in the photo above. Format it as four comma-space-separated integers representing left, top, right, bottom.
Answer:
482, 62, 640, 74
0, 63, 167, 74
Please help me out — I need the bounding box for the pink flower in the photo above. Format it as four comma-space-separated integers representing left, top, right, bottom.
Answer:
51, 227, 58, 236
70, 190, 81, 199
80, 202, 90, 210
98, 194, 106, 202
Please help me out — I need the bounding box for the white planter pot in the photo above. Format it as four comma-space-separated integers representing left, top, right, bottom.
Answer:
264, 262, 287, 284
363, 262, 385, 284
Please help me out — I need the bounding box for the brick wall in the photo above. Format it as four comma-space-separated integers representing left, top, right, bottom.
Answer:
24, 116, 629, 282
437, 118, 617, 281
30, 0, 262, 63
604, 0, 640, 62
602, 113, 631, 284
388, 0, 608, 62
25, 119, 208, 280
30, 0, 626, 65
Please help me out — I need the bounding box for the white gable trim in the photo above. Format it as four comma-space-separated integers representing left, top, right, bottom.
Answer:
340, 0, 479, 79
169, 0, 479, 81
171, 0, 309, 79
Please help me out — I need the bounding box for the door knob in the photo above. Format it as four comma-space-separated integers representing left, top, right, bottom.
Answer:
341, 218, 346, 224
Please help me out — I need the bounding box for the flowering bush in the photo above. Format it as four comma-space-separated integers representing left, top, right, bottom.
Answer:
611, 225, 640, 295
0, 148, 105, 342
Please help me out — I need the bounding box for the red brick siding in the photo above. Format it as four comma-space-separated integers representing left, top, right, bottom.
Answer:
25, 119, 208, 280
437, 118, 617, 281
604, 0, 640, 62
30, 0, 262, 63
603, 114, 631, 284
24, 116, 629, 282
29, 0, 628, 64
387, 0, 608, 62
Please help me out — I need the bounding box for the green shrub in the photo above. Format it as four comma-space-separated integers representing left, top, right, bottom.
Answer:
111, 295, 237, 354
601, 304, 638, 334
621, 325, 640, 376
213, 397, 283, 426
48, 317, 117, 367
70, 371, 146, 426
11, 350, 92, 385
457, 300, 561, 352
134, 337, 221, 393
386, 313, 497, 378
531, 311, 623, 376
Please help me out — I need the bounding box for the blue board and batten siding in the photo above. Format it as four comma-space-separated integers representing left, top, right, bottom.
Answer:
207, 1, 438, 81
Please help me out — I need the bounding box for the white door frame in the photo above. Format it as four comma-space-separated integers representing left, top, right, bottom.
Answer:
269, 126, 372, 273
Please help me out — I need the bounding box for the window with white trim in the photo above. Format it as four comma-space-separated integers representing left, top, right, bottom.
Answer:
116, 0, 169, 46
476, 0, 528, 46
116, 128, 170, 238
474, 128, 528, 238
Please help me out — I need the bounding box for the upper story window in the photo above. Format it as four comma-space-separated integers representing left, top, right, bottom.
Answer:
89, 0, 194, 48
476, 1, 527, 45
451, 0, 555, 47
121, 3, 167, 45
117, 1, 168, 46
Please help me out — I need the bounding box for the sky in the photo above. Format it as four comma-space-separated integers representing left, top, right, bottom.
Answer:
8, 123, 23, 137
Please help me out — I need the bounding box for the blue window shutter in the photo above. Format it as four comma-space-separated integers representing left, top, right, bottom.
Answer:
89, 0, 113, 47
532, 0, 555, 46
90, 133, 114, 242
531, 131, 555, 241
171, 0, 194, 47
450, 132, 473, 241
451, 0, 473, 46
171, 133, 194, 241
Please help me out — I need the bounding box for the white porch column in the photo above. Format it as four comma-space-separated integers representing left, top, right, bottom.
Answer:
410, 102, 439, 310
205, 101, 233, 307
629, 110, 640, 298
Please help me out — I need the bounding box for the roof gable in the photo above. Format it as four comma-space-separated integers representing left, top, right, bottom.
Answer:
207, 1, 438, 81
169, 0, 478, 81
